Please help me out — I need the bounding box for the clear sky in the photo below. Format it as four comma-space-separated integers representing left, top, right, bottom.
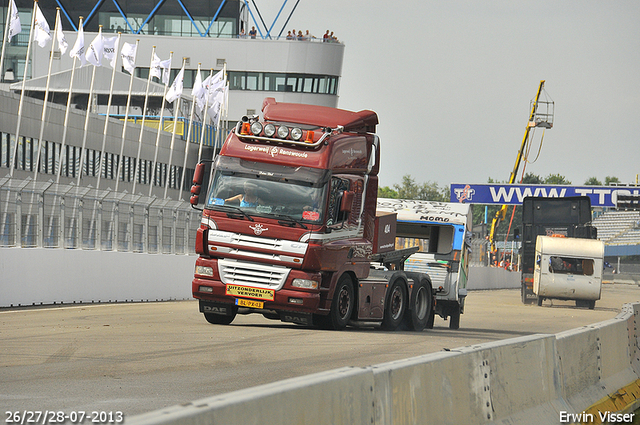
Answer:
256, 0, 640, 190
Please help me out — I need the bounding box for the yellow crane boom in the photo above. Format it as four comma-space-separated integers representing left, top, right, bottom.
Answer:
488, 80, 552, 254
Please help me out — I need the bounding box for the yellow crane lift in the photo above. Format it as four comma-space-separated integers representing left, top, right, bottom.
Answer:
488, 80, 554, 254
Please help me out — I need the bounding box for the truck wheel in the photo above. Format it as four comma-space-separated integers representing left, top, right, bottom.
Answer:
203, 307, 237, 325
449, 304, 461, 330
537, 296, 543, 306
426, 308, 435, 329
381, 278, 408, 331
328, 274, 355, 330
403, 280, 432, 332
588, 300, 596, 310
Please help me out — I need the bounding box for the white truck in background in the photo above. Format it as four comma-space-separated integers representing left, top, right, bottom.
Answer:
533, 235, 604, 309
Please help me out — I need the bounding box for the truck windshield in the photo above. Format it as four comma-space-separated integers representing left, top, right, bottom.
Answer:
205, 156, 328, 223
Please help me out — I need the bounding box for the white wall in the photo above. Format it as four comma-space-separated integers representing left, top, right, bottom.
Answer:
0, 248, 195, 307
0, 250, 518, 308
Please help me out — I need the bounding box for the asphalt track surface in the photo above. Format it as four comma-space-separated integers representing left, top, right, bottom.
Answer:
1, 283, 638, 419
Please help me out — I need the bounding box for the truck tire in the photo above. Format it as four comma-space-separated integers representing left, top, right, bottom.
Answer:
327, 274, 355, 330
449, 304, 461, 330
203, 307, 237, 325
381, 276, 408, 331
426, 308, 435, 329
537, 295, 544, 306
403, 279, 432, 332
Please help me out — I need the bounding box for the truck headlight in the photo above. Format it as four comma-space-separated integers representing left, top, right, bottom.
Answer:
195, 265, 214, 277
292, 278, 318, 290
264, 123, 276, 137
277, 125, 289, 139
290, 127, 303, 141
250, 122, 263, 135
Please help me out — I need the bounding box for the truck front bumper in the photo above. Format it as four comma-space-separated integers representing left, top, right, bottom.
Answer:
193, 277, 323, 315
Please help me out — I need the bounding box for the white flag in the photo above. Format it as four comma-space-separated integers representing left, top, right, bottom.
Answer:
33, 4, 51, 48
69, 23, 86, 66
165, 66, 184, 103
150, 53, 170, 82
8, 0, 21, 41
192, 70, 206, 112
55, 13, 68, 55
102, 36, 119, 68
206, 69, 225, 104
120, 42, 137, 74
207, 99, 222, 124
160, 59, 171, 84
85, 33, 104, 66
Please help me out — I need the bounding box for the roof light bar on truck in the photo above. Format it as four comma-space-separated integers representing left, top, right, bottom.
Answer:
235, 116, 342, 147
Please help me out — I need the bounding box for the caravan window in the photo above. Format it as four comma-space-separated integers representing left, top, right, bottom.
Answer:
548, 256, 594, 276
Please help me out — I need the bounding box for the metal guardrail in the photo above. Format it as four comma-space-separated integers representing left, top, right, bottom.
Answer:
0, 176, 199, 254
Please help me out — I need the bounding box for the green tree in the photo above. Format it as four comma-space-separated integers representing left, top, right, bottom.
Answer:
605, 176, 620, 185
544, 174, 571, 185
384, 175, 447, 201
378, 186, 398, 199
584, 177, 602, 185
394, 175, 421, 199
522, 173, 543, 184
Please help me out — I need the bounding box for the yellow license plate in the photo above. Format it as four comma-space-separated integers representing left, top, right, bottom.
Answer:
226, 284, 275, 301
236, 298, 264, 309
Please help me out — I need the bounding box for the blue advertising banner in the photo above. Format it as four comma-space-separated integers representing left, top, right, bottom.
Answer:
450, 184, 640, 208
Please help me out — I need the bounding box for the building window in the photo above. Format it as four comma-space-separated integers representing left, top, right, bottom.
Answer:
229, 71, 339, 95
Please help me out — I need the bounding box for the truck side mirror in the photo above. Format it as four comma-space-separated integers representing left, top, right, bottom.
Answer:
190, 163, 206, 206
340, 190, 354, 213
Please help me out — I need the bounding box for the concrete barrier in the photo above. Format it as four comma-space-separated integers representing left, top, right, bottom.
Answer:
0, 247, 194, 307
126, 367, 375, 425
127, 303, 640, 425
468, 266, 521, 290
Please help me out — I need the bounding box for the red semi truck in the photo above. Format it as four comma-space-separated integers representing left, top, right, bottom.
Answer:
189, 98, 433, 331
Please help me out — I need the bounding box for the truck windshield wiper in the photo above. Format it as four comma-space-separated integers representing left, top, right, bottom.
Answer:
273, 214, 308, 229
212, 205, 255, 221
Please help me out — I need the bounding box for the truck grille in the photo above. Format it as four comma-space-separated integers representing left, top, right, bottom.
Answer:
207, 229, 308, 254
218, 258, 290, 290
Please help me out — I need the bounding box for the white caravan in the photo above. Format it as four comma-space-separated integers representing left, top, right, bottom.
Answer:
533, 235, 604, 309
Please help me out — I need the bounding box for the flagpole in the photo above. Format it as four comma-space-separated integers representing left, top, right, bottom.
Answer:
197, 69, 213, 164
217, 62, 228, 159
9, 1, 37, 178
0, 0, 17, 83
178, 63, 201, 200
0, 0, 12, 83
96, 32, 121, 191
163, 57, 185, 199
32, 7, 59, 182
114, 40, 139, 193
76, 25, 103, 187
208, 65, 227, 186
148, 51, 173, 197
56, 16, 83, 184
129, 47, 157, 194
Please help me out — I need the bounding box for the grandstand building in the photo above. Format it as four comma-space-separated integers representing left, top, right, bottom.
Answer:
1, 0, 344, 199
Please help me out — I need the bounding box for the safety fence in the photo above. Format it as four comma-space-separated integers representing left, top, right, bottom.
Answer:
0, 176, 199, 254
